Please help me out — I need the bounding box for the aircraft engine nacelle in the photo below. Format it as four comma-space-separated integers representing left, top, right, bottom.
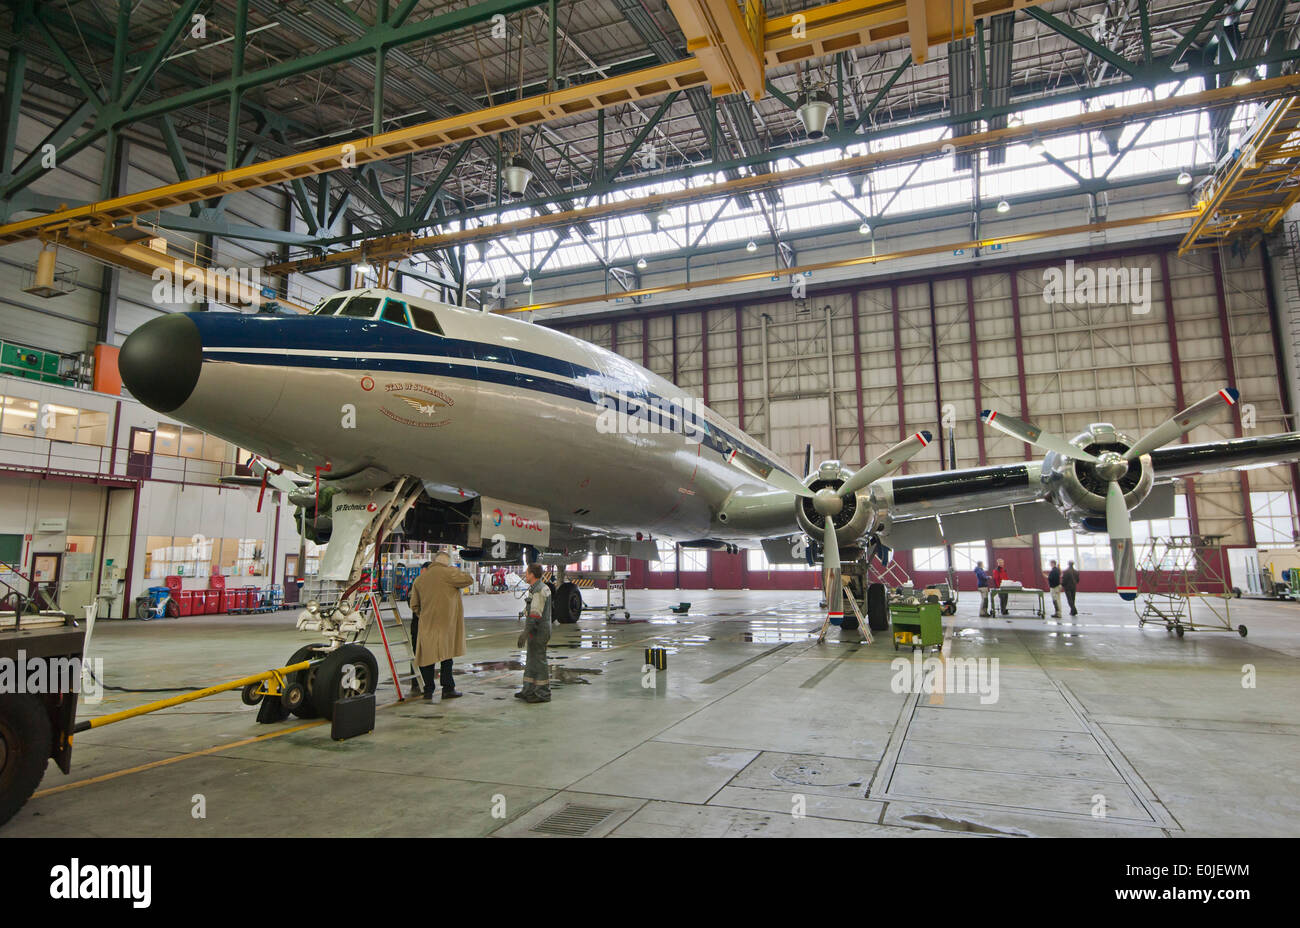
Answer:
1043, 424, 1153, 532
794, 460, 874, 547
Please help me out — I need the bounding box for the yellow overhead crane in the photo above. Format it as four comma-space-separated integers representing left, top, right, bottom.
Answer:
1178, 94, 1300, 255
0, 0, 1056, 253
38, 221, 310, 313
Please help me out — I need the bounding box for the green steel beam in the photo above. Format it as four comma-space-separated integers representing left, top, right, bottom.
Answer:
227, 0, 249, 170
848, 54, 912, 133
764, 80, 798, 111
1024, 7, 1138, 77
1, 0, 547, 199
1171, 0, 1232, 64
1137, 0, 1153, 65
0, 0, 33, 179
30, 14, 103, 108
411, 142, 474, 224
119, 0, 205, 112
603, 90, 682, 183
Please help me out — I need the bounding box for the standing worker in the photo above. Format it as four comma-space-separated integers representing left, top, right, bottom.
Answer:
974, 561, 992, 617
1045, 559, 1062, 618
408, 552, 471, 700
516, 563, 552, 704
992, 558, 1011, 616
1062, 560, 1080, 616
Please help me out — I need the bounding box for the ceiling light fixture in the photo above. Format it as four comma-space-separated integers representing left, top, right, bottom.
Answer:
859, 221, 871, 235
745, 240, 757, 252
522, 274, 533, 287
636, 256, 647, 269
996, 199, 1010, 213
1177, 170, 1192, 185
795, 87, 834, 140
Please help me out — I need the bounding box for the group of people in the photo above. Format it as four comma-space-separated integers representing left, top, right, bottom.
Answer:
974, 558, 1079, 618
407, 555, 554, 704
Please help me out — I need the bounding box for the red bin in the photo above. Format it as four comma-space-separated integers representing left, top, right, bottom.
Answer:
175, 590, 193, 617
190, 590, 206, 614
237, 589, 251, 610
206, 588, 223, 614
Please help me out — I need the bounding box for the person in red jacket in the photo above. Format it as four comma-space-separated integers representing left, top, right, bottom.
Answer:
992, 559, 1011, 615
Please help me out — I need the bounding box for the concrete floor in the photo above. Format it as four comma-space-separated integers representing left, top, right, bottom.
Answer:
6, 588, 1299, 837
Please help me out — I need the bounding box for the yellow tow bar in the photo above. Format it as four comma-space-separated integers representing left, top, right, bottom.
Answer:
73, 660, 315, 733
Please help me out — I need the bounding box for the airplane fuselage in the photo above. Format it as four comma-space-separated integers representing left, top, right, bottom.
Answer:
121, 288, 798, 544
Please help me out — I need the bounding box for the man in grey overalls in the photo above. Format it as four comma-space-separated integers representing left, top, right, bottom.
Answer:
516, 563, 552, 703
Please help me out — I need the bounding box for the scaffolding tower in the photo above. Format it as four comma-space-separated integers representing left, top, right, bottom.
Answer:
1135, 534, 1248, 638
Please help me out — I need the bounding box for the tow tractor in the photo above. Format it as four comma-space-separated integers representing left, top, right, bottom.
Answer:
0, 609, 84, 827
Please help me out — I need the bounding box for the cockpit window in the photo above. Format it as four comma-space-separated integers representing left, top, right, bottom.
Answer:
339, 296, 382, 319
381, 299, 410, 328
408, 304, 444, 335
312, 296, 346, 316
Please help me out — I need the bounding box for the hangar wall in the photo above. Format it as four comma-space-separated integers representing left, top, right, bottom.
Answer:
556, 241, 1299, 592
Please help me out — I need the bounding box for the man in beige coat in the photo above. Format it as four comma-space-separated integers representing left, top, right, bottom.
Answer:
408, 552, 473, 700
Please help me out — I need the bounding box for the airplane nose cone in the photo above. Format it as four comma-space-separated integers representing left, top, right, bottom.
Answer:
118, 313, 202, 412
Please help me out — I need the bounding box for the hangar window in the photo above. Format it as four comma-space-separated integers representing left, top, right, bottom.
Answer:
381, 299, 411, 328
746, 548, 807, 571
679, 547, 708, 572
652, 540, 676, 572
407, 304, 444, 335
1251, 492, 1296, 545
913, 542, 986, 573
339, 296, 382, 318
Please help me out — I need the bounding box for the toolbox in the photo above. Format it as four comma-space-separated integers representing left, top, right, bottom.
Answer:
890, 602, 944, 651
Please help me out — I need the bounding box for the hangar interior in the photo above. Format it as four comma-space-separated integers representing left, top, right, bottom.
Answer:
2, 0, 1300, 839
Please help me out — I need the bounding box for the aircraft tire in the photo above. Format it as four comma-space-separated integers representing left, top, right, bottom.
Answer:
0, 695, 52, 828
553, 582, 582, 624
866, 583, 890, 632
312, 645, 379, 721
285, 643, 326, 719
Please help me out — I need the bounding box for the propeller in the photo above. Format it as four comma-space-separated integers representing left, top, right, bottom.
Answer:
980, 388, 1238, 600
810, 431, 931, 625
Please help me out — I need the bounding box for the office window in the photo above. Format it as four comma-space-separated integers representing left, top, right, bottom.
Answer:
154, 425, 179, 456
76, 409, 110, 446
43, 402, 78, 441
0, 396, 38, 436
1251, 491, 1296, 545
178, 427, 204, 459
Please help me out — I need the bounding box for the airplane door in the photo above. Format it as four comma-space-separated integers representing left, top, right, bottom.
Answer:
127, 427, 154, 479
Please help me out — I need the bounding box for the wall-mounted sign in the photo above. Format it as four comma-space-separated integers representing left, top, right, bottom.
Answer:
37, 518, 67, 533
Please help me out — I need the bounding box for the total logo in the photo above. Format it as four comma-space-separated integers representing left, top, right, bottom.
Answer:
501, 512, 545, 533
492, 508, 503, 527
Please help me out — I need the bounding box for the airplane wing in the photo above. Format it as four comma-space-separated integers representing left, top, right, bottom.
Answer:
874, 433, 1300, 548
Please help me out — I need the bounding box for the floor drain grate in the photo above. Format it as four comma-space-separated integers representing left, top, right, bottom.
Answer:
529, 804, 618, 836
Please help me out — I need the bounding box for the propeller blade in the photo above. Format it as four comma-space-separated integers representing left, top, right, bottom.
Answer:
823, 515, 843, 625
1123, 388, 1239, 460
837, 431, 934, 498
803, 442, 814, 479
980, 410, 1099, 463
1106, 480, 1138, 601
725, 448, 813, 497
